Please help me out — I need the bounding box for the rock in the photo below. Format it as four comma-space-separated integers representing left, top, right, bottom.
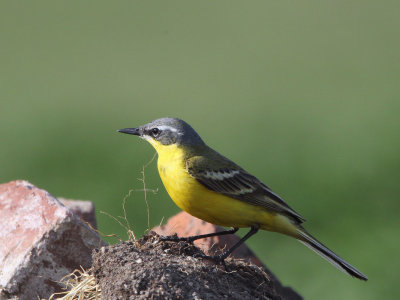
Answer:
153, 211, 302, 300
0, 180, 106, 300
60, 198, 97, 230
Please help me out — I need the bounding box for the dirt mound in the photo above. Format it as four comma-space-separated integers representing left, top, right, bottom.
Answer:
92, 232, 287, 299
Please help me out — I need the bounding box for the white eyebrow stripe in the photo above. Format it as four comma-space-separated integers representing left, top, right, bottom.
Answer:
157, 125, 178, 132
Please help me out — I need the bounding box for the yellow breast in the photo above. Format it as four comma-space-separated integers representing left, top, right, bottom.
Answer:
155, 143, 197, 213
149, 141, 296, 235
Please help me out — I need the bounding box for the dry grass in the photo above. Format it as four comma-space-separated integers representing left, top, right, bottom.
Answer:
47, 267, 100, 300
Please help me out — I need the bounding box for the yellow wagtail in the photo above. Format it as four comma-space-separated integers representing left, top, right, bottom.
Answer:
118, 117, 367, 281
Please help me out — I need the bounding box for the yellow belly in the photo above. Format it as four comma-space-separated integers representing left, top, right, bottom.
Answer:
155, 145, 293, 233
160, 167, 272, 228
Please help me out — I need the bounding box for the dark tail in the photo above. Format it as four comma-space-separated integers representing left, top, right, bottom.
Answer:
296, 228, 368, 281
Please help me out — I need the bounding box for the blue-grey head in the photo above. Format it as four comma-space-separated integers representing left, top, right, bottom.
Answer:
118, 117, 205, 147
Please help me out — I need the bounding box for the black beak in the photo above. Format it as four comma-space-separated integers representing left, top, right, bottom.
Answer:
117, 127, 140, 136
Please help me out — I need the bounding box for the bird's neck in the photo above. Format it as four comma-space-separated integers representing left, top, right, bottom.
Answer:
155, 143, 185, 163
153, 143, 206, 168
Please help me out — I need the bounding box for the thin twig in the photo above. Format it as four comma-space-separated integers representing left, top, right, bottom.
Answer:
85, 221, 123, 243
121, 189, 136, 241
138, 152, 157, 230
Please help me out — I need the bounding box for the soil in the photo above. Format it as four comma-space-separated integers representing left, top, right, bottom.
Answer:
92, 232, 293, 300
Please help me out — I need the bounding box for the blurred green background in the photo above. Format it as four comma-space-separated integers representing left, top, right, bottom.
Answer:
1, 1, 399, 299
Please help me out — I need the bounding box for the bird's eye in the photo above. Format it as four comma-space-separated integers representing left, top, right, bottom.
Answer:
150, 128, 160, 137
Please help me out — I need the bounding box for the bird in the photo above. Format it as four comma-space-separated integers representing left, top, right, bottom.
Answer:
118, 117, 367, 281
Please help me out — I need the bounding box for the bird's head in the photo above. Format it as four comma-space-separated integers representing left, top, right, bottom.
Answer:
118, 117, 205, 152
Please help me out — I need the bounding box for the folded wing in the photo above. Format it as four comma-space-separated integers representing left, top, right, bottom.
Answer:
186, 155, 305, 224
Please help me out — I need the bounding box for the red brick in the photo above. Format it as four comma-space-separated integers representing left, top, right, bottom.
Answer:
60, 198, 97, 229
0, 180, 106, 300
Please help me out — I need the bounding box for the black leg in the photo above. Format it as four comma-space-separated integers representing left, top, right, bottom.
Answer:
195, 226, 259, 263
160, 227, 239, 243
